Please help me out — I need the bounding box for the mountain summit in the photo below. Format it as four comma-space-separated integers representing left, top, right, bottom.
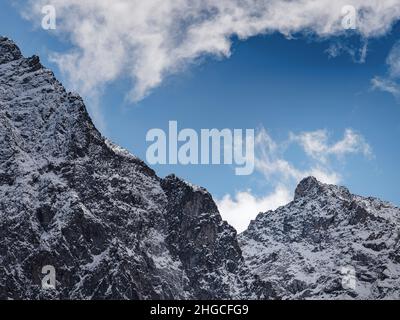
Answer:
240, 177, 400, 299
1, 37, 399, 300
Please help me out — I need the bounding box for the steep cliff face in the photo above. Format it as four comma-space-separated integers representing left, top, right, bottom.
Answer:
239, 177, 400, 299
161, 175, 255, 299
0, 37, 248, 300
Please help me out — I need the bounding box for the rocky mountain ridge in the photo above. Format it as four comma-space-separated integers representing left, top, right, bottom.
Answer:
1, 37, 399, 300
240, 177, 400, 299
0, 36, 253, 299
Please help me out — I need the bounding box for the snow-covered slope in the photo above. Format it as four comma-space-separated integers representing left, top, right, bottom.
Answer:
239, 177, 400, 299
0, 36, 252, 299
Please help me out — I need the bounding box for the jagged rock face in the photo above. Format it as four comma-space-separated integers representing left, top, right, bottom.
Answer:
239, 177, 400, 299
161, 175, 247, 299
0, 37, 247, 300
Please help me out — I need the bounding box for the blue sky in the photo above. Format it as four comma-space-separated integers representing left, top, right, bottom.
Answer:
1, 1, 400, 231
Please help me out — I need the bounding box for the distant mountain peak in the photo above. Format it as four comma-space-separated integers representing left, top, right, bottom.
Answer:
240, 176, 400, 299
294, 176, 352, 203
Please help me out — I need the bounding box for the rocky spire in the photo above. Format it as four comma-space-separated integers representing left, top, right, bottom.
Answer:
0, 37, 22, 64
294, 176, 323, 200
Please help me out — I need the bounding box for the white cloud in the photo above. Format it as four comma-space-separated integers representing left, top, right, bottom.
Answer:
330, 129, 373, 157
217, 185, 292, 233
387, 41, 400, 78
23, 0, 400, 102
372, 77, 400, 98
372, 41, 400, 100
326, 39, 368, 63
217, 127, 372, 232
290, 129, 372, 163
253, 127, 371, 184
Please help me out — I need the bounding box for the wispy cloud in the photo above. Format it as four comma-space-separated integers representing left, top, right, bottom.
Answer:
372, 41, 400, 101
387, 41, 400, 78
371, 77, 400, 98
22, 0, 400, 103
326, 39, 369, 64
290, 129, 373, 163
254, 127, 371, 184
217, 127, 373, 232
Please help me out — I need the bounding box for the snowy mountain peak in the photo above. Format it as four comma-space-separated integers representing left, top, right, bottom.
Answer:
0, 37, 250, 300
163, 174, 209, 195
294, 176, 321, 199
240, 177, 400, 299
0, 37, 22, 64
294, 176, 352, 203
